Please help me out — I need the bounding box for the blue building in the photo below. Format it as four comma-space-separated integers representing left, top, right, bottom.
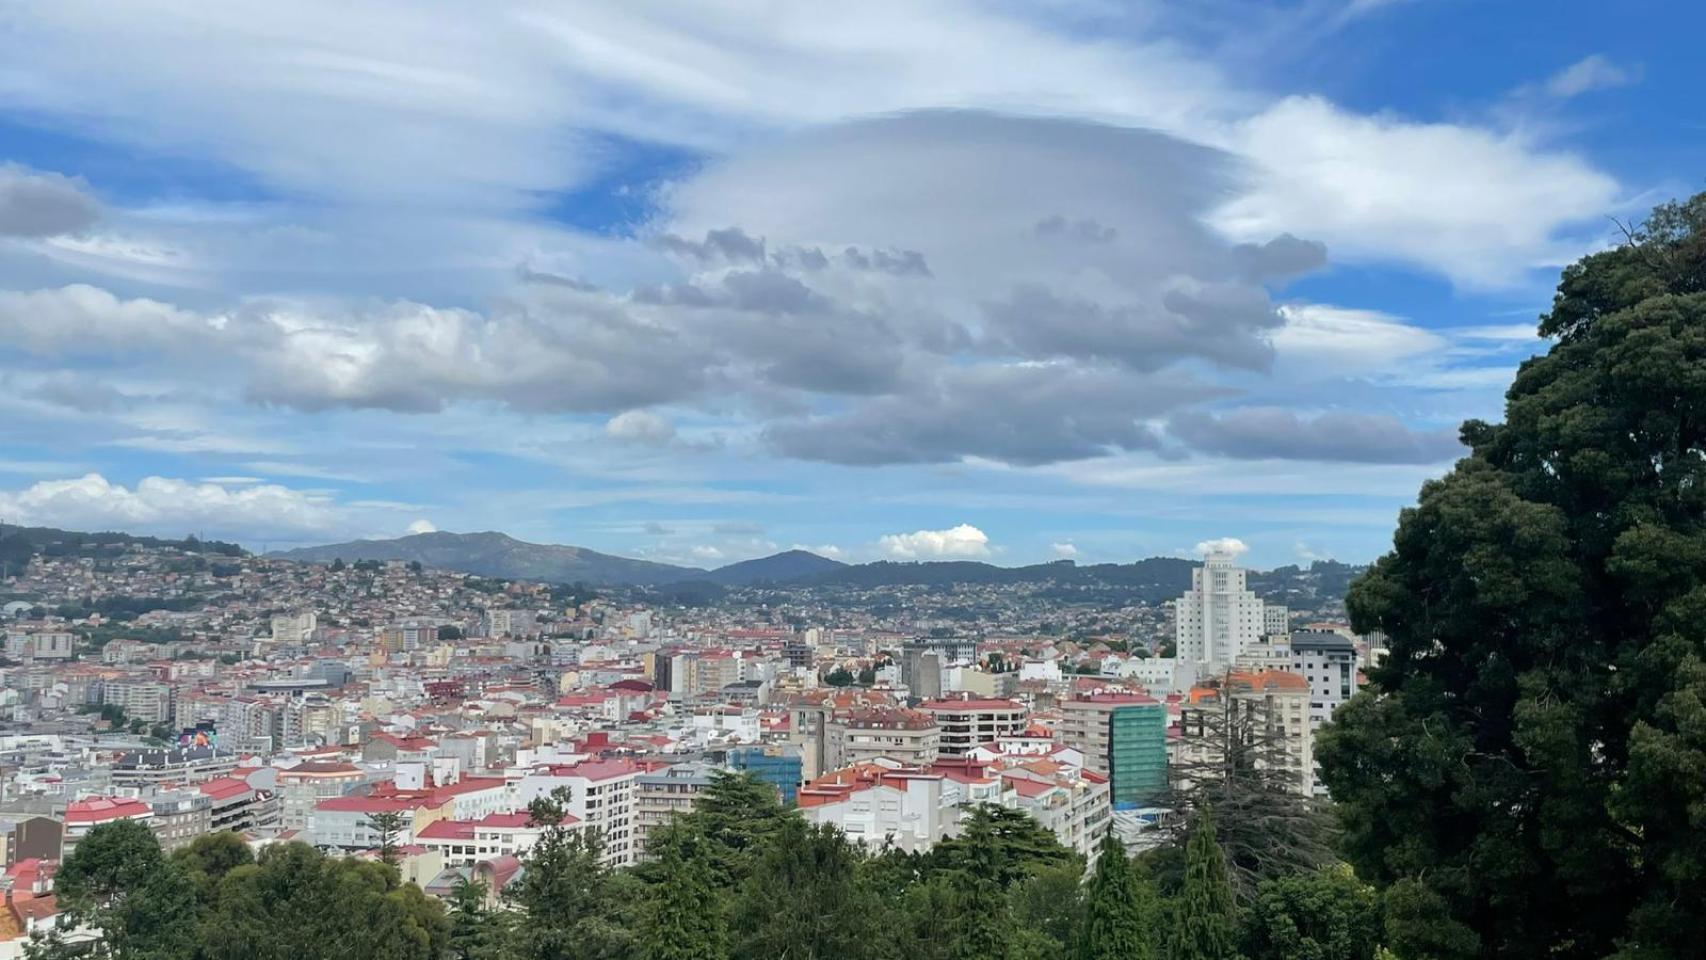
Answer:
726, 744, 804, 806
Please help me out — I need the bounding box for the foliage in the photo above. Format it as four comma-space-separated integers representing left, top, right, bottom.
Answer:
636, 825, 729, 960
1076, 831, 1158, 960
731, 817, 876, 960
924, 804, 1081, 887
1172, 808, 1241, 960
1317, 191, 1706, 959
506, 788, 632, 960
1243, 866, 1381, 960
673, 771, 790, 886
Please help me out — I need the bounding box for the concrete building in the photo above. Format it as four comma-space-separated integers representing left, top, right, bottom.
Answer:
1175, 549, 1269, 669
634, 761, 718, 855
798, 764, 949, 853
1291, 631, 1360, 730
824, 708, 940, 770
415, 812, 550, 867
112, 747, 236, 787
1177, 669, 1316, 797
270, 610, 318, 644
1060, 692, 1168, 808
100, 679, 172, 724
63, 798, 152, 859
277, 761, 367, 832
514, 758, 641, 867
917, 696, 1028, 756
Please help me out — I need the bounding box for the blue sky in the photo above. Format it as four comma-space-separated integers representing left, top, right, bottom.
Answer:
0, 0, 1700, 569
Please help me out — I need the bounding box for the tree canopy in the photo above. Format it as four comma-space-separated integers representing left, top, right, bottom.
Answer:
1318, 191, 1706, 959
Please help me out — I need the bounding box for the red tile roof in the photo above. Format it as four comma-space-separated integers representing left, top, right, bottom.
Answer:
65, 797, 150, 824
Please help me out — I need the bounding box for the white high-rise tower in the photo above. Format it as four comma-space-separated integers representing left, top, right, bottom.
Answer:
1175, 549, 1266, 669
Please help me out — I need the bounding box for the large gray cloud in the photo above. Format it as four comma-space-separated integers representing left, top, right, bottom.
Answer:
1168, 407, 1464, 464
0, 165, 100, 237
1, 113, 1398, 469
766, 364, 1220, 466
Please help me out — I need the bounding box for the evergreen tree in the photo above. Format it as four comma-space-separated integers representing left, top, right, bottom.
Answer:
637, 825, 729, 960
365, 810, 407, 865
1166, 676, 1335, 900
1076, 831, 1157, 960
731, 817, 875, 960
506, 788, 632, 960
447, 877, 505, 960
1242, 866, 1380, 960
1318, 192, 1706, 958
925, 805, 1080, 887
1173, 808, 1241, 960
678, 771, 790, 885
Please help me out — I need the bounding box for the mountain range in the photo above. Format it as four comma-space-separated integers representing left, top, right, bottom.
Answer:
265, 531, 1361, 607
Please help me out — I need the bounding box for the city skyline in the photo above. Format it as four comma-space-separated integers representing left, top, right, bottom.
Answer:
0, 3, 1700, 568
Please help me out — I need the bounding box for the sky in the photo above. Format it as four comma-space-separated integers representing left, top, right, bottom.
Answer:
0, 0, 1700, 570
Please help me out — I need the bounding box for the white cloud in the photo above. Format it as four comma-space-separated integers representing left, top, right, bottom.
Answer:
0, 473, 342, 540
791, 543, 845, 560
407, 518, 437, 534
689, 544, 725, 560
1214, 96, 1621, 287
1272, 303, 1445, 377
1545, 54, 1633, 99
604, 410, 678, 445
1194, 536, 1248, 557
1050, 541, 1080, 558
879, 523, 992, 559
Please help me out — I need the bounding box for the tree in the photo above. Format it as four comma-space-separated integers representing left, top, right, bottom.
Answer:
1317, 192, 1706, 959
1172, 808, 1240, 960
1076, 831, 1158, 960
824, 667, 856, 687
447, 877, 505, 960
365, 810, 407, 865
1166, 676, 1335, 900
925, 805, 1080, 887
506, 788, 631, 960
636, 825, 729, 960
171, 830, 254, 905
204, 842, 448, 960
678, 771, 790, 885
731, 818, 875, 960
46, 819, 199, 960
1242, 866, 1381, 960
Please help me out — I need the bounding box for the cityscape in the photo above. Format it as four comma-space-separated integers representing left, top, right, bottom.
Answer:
0, 3, 1701, 959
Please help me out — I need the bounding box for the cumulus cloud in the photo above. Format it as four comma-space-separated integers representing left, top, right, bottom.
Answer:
0, 473, 342, 539
791, 543, 845, 560
0, 164, 100, 238
407, 518, 438, 534
1050, 542, 1079, 559
1195, 537, 1248, 557
1169, 407, 1464, 464
879, 523, 992, 559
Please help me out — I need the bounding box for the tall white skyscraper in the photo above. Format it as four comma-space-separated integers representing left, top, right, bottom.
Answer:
1175, 549, 1267, 669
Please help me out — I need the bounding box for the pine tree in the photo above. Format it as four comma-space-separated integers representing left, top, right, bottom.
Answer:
1173, 808, 1241, 960
638, 826, 729, 960
1076, 831, 1157, 960
365, 810, 407, 865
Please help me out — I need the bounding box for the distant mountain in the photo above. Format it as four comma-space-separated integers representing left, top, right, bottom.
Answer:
701, 549, 847, 586
268, 531, 701, 586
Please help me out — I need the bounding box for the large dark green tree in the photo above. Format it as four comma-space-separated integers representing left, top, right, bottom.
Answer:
506, 788, 631, 960
1171, 808, 1241, 960
36, 820, 199, 960
1242, 866, 1381, 960
1317, 192, 1706, 959
1076, 831, 1158, 960
636, 825, 729, 960
731, 817, 876, 960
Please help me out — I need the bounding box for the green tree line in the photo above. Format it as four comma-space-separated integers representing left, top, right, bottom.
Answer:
39, 773, 1428, 960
